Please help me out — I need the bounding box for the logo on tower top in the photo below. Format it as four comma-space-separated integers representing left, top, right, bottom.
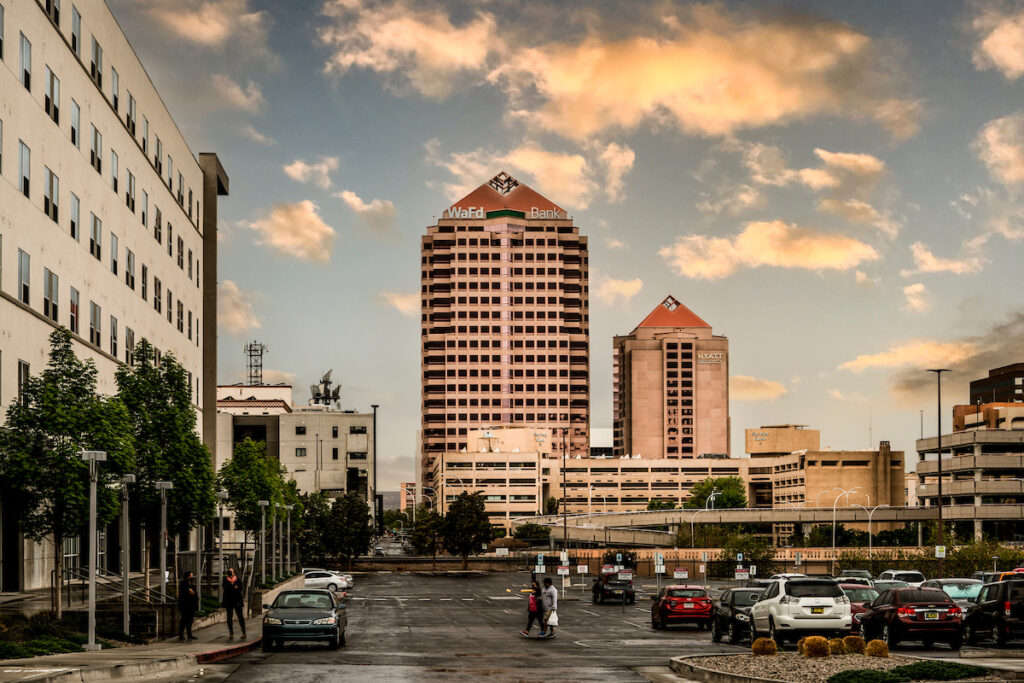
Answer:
489, 171, 519, 196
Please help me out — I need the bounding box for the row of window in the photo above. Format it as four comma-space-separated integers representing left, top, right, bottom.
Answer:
293, 425, 367, 437
293, 447, 367, 460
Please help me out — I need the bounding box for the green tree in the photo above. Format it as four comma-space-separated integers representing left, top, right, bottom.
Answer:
217, 438, 288, 549
545, 496, 560, 515
512, 522, 552, 542
116, 340, 215, 572
296, 491, 332, 563
647, 499, 677, 510
443, 492, 492, 569
684, 477, 747, 509
602, 548, 637, 569
718, 533, 776, 578
0, 329, 134, 616
410, 506, 444, 567
383, 509, 409, 532
325, 493, 372, 569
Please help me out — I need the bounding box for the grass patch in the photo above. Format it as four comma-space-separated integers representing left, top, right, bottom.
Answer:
827, 660, 989, 683
0, 612, 120, 660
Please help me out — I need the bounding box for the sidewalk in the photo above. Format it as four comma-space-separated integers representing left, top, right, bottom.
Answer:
0, 615, 262, 682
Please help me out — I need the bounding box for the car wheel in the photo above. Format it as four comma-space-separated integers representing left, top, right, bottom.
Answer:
328, 631, 341, 650
339, 630, 346, 647
261, 638, 272, 652
949, 635, 963, 651
922, 639, 934, 649
882, 624, 898, 648
328, 583, 339, 592
710, 618, 722, 642
768, 619, 782, 647
993, 624, 1007, 647
964, 623, 978, 645
729, 621, 744, 644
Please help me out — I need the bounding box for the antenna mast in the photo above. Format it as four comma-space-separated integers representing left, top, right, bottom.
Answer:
243, 341, 268, 385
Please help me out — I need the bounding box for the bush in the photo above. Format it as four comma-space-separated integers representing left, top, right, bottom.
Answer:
827, 670, 904, 683
0, 641, 30, 660
796, 636, 807, 655
751, 637, 777, 655
890, 661, 988, 681
802, 635, 830, 658
842, 635, 866, 655
865, 639, 890, 658
828, 638, 846, 655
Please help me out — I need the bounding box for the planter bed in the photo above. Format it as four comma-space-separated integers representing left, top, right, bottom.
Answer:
677, 654, 1000, 683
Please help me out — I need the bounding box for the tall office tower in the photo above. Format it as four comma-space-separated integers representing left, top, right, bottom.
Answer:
612, 296, 729, 459
0, 0, 227, 590
420, 172, 590, 494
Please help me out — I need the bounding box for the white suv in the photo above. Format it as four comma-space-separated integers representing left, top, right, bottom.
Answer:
750, 578, 851, 644
876, 570, 925, 587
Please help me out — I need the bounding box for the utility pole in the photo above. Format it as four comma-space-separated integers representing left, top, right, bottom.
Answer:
285, 505, 294, 573
371, 404, 379, 531
258, 500, 269, 584
927, 369, 950, 578
120, 474, 136, 636
81, 450, 107, 651
562, 427, 568, 552
217, 491, 228, 601
155, 481, 174, 603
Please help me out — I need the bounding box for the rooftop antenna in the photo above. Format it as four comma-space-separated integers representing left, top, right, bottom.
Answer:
244, 341, 268, 386
309, 370, 341, 408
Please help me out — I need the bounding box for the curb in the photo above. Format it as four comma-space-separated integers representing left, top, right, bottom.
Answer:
196, 636, 262, 664
669, 655, 788, 683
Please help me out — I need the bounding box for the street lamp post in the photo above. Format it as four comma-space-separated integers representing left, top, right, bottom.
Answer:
120, 474, 135, 636
258, 500, 269, 584
81, 450, 106, 651
371, 404, 379, 530
562, 427, 568, 553
217, 491, 228, 601
275, 503, 283, 579
285, 505, 294, 574
155, 481, 174, 603
927, 368, 950, 574
831, 487, 860, 573
854, 503, 890, 575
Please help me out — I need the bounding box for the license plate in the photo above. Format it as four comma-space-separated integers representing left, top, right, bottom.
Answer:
925, 611, 939, 620
811, 607, 824, 614
614, 590, 622, 594
684, 603, 694, 609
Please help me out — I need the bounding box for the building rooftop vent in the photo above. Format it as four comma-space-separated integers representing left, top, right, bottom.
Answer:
488, 171, 519, 195
661, 295, 681, 311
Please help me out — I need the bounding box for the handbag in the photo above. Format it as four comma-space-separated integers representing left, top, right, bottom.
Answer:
546, 611, 559, 627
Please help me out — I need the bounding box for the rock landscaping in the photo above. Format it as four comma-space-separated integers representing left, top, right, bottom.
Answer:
684, 654, 997, 683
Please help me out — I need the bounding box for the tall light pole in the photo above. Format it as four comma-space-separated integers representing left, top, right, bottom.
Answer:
831, 486, 860, 573
855, 503, 890, 574
120, 474, 135, 636
274, 503, 282, 579
927, 369, 950, 566
562, 427, 568, 552
155, 481, 174, 603
217, 491, 228, 601
285, 505, 294, 573
258, 500, 269, 584
81, 450, 107, 651
371, 404, 379, 531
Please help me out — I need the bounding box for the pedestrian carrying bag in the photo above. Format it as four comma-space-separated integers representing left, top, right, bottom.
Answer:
528, 594, 538, 611
547, 611, 559, 627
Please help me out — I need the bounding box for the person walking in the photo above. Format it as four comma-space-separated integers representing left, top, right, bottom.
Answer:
520, 578, 543, 637
177, 571, 199, 641
222, 567, 247, 640
541, 577, 559, 639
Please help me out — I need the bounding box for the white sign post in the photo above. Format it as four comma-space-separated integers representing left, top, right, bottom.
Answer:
618, 569, 633, 582
935, 545, 946, 559
673, 568, 689, 580
735, 568, 750, 582
534, 565, 544, 575
577, 564, 589, 574
496, 547, 509, 557
557, 565, 570, 576
602, 564, 615, 574
750, 565, 757, 577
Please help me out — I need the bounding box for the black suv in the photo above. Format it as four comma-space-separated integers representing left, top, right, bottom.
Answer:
592, 575, 635, 604
963, 579, 1024, 646
710, 587, 764, 644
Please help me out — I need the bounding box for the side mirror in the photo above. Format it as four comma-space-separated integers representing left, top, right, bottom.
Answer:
262, 603, 270, 610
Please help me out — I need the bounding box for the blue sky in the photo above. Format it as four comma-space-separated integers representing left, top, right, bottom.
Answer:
108, 0, 1024, 489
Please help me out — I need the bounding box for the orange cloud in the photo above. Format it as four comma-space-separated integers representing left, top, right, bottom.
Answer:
218, 280, 260, 334
839, 340, 977, 372
378, 291, 419, 316
900, 242, 984, 276
974, 111, 1024, 187
595, 277, 643, 306
731, 376, 787, 401
971, 4, 1024, 79
247, 201, 336, 262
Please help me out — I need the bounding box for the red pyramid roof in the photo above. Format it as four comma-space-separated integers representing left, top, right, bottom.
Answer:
636, 296, 710, 328
444, 172, 566, 217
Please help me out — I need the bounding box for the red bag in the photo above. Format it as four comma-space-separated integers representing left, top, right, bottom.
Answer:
528, 594, 538, 611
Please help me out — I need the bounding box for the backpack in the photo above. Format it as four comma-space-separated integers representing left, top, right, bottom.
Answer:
528, 594, 538, 611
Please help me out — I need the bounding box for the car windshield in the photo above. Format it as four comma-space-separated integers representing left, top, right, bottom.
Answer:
840, 571, 872, 579
273, 592, 334, 610
942, 584, 982, 600
787, 581, 843, 598
875, 581, 909, 589
895, 572, 925, 582
843, 588, 879, 603
900, 590, 951, 604
667, 589, 705, 598
733, 590, 762, 606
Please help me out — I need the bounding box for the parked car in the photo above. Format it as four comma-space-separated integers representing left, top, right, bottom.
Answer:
744, 579, 774, 589
839, 577, 873, 588
919, 579, 982, 608
710, 587, 764, 644
304, 571, 344, 592
962, 579, 1024, 646
971, 571, 1002, 583
261, 589, 346, 651
839, 583, 879, 634
328, 572, 354, 590
837, 569, 873, 581
873, 580, 910, 592
859, 587, 962, 650
993, 569, 1024, 582
768, 573, 807, 580
750, 578, 851, 644
592, 574, 635, 604
651, 585, 712, 630
876, 570, 925, 587
302, 567, 327, 574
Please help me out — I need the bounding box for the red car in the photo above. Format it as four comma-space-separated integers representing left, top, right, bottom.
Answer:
651, 585, 712, 630
839, 583, 880, 634
860, 587, 963, 650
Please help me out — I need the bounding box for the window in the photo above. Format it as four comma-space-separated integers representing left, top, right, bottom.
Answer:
17, 249, 29, 305
107, 316, 117, 357
109, 233, 118, 274
153, 277, 162, 312
20, 33, 30, 90
89, 214, 101, 259
0, 5, 3, 61
332, 447, 339, 460
44, 67, 59, 123
17, 361, 30, 406
70, 99, 80, 147
90, 125, 101, 172
176, 299, 183, 332
167, 224, 172, 256
141, 190, 148, 225
46, 0, 59, 24
141, 264, 148, 301
176, 236, 183, 268
126, 92, 135, 133
187, 249, 193, 280
70, 192, 79, 240
69, 287, 79, 333
90, 36, 102, 87
110, 150, 118, 191
126, 171, 135, 210
110, 67, 118, 111
349, 425, 367, 434
154, 207, 162, 242
187, 310, 192, 340
89, 301, 100, 346
188, 188, 193, 219
295, 448, 307, 458
332, 426, 339, 438
18, 140, 29, 196
125, 327, 134, 365
154, 136, 162, 173
348, 452, 368, 460
142, 116, 148, 154
295, 426, 307, 435
177, 172, 183, 205
167, 156, 173, 189
43, 167, 58, 221
43, 268, 57, 321
71, 6, 80, 56
125, 249, 135, 289
166, 290, 171, 323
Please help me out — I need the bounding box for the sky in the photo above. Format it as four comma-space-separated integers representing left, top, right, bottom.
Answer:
107, 0, 1024, 491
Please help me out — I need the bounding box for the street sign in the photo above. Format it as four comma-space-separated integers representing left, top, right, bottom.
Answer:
735, 568, 750, 581
560, 551, 568, 564
557, 566, 570, 576
496, 547, 509, 557
699, 564, 706, 574
538, 554, 545, 565
534, 565, 544, 575
614, 564, 624, 572
602, 564, 615, 574
654, 565, 665, 575
750, 565, 757, 576
737, 553, 743, 562
656, 553, 664, 564
482, 543, 489, 550
794, 552, 802, 567
673, 568, 689, 580
701, 552, 709, 563
577, 564, 589, 574
935, 545, 946, 559
616, 553, 623, 563
618, 570, 633, 581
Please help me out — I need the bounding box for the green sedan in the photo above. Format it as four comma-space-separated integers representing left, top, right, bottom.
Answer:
262, 589, 347, 651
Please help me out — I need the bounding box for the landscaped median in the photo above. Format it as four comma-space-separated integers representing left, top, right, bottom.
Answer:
670, 637, 998, 683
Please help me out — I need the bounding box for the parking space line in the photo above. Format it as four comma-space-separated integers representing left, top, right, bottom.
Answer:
624, 621, 646, 629
579, 609, 599, 616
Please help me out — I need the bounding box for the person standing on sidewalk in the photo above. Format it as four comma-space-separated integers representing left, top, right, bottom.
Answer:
222, 567, 247, 640
541, 577, 559, 639
178, 572, 199, 641
520, 578, 543, 637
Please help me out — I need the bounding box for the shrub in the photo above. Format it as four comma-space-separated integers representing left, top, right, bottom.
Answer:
828, 638, 845, 655
865, 639, 890, 658
751, 637, 777, 655
890, 661, 988, 681
842, 635, 866, 655
796, 636, 807, 655
0, 641, 30, 660
827, 670, 905, 683
802, 635, 830, 658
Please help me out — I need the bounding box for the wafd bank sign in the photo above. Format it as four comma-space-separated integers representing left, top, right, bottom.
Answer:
446, 206, 567, 219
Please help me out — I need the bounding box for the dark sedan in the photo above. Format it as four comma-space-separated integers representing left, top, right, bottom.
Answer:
262, 589, 347, 651
710, 587, 763, 643
839, 583, 879, 634
860, 587, 962, 650
592, 575, 635, 604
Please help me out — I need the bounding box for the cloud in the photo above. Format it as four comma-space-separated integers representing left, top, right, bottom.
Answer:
261, 369, 297, 385
902, 283, 931, 312
817, 198, 900, 237
211, 74, 264, 112
319, 1, 500, 98
284, 157, 339, 189
971, 4, 1024, 79
659, 220, 879, 280
730, 375, 787, 401
218, 280, 260, 335
974, 111, 1024, 188
827, 387, 868, 403
247, 201, 336, 263
595, 277, 643, 306
854, 270, 878, 285
900, 242, 984, 276
696, 183, 764, 216
144, 0, 269, 50
839, 340, 978, 373
378, 291, 419, 316
336, 190, 397, 231
596, 142, 636, 202
605, 238, 627, 250
240, 124, 275, 146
